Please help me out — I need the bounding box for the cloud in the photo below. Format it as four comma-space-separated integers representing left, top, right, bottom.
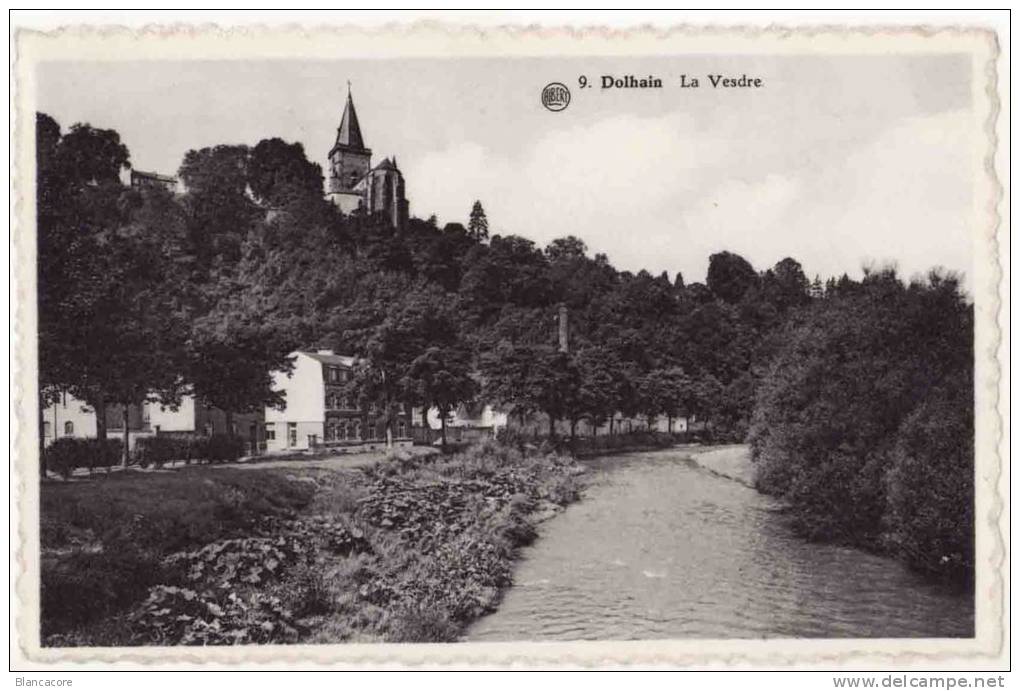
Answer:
405, 108, 976, 288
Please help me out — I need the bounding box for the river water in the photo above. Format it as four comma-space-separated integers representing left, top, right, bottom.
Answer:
466, 446, 973, 641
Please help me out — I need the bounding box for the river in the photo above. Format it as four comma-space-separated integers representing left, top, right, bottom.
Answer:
466, 446, 973, 641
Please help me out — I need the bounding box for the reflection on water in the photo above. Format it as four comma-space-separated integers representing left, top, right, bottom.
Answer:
466, 447, 973, 641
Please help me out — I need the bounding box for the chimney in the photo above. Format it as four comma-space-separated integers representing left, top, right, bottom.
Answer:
317, 349, 335, 356
558, 304, 569, 353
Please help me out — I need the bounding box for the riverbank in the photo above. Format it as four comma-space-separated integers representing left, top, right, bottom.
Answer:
680, 444, 757, 487
41, 441, 583, 645
467, 445, 973, 641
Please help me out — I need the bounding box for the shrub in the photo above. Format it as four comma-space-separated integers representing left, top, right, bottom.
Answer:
133, 436, 191, 468
129, 585, 302, 645
749, 269, 973, 581
41, 542, 159, 636
190, 434, 246, 464
388, 601, 460, 643
43, 438, 122, 478
884, 378, 974, 581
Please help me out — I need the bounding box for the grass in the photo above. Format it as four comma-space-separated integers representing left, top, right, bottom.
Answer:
40, 467, 320, 643
40, 441, 584, 646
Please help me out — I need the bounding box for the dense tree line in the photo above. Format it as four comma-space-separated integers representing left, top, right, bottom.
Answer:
37, 113, 974, 584
38, 113, 809, 455
749, 268, 973, 583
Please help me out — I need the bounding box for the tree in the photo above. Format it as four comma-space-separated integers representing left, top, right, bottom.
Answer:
460, 235, 553, 320
178, 144, 259, 273
35, 116, 169, 466
348, 284, 461, 447
762, 257, 811, 314
248, 138, 324, 206
706, 250, 759, 304
748, 268, 973, 579
403, 346, 477, 450
54, 122, 130, 187
809, 274, 825, 300
573, 346, 624, 438
187, 312, 293, 438
650, 367, 691, 433
480, 343, 579, 439
467, 200, 489, 242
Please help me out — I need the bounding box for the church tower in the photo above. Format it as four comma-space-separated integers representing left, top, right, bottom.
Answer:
327, 88, 372, 214
325, 86, 409, 231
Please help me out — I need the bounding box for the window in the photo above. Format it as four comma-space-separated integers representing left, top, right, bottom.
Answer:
325, 423, 336, 442
265, 423, 276, 441
43, 421, 51, 438
339, 422, 348, 441
352, 420, 361, 441
397, 420, 407, 439
64, 421, 74, 436
288, 423, 297, 447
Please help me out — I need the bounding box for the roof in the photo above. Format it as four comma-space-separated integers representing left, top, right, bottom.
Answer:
298, 350, 357, 367
131, 169, 177, 183
335, 91, 367, 151
373, 157, 397, 172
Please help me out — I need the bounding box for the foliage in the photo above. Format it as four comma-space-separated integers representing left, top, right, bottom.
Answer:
41, 441, 583, 646
467, 200, 489, 243
43, 438, 122, 478
884, 371, 974, 580
248, 138, 324, 206
193, 434, 248, 463
130, 433, 247, 467
40, 468, 318, 641
748, 269, 973, 582
37, 110, 973, 591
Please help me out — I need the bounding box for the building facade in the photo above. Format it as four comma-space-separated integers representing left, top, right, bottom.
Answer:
325, 89, 408, 230
41, 393, 152, 449
264, 350, 413, 453
146, 396, 264, 454
129, 169, 179, 192
42, 391, 262, 452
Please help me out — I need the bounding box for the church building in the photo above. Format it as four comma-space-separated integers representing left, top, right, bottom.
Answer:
326, 89, 409, 231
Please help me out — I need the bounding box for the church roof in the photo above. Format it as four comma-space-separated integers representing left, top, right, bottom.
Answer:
335, 91, 367, 151
373, 157, 397, 171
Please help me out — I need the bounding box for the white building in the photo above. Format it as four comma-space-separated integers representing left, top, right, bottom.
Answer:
40, 392, 152, 449
264, 350, 413, 453
146, 395, 263, 453
41, 392, 98, 445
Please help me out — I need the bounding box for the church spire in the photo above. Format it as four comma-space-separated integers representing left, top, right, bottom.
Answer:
335, 85, 367, 151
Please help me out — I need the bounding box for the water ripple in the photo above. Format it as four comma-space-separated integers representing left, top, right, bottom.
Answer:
467, 447, 973, 641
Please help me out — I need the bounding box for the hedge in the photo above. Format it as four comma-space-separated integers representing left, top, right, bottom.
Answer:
134, 434, 246, 467
43, 438, 122, 478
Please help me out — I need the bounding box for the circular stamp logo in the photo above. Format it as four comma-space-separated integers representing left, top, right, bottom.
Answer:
541, 82, 571, 112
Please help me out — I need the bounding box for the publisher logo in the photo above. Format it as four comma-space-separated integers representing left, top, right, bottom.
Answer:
541, 82, 571, 112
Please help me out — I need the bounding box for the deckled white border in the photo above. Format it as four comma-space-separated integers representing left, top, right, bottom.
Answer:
10, 22, 1004, 669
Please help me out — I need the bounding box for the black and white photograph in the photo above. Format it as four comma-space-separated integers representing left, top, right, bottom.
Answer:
11, 16, 1005, 672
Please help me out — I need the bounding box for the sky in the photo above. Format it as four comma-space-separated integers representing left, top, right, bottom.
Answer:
35, 53, 977, 287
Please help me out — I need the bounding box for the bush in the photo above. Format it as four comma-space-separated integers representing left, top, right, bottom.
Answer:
43, 438, 122, 478
133, 436, 191, 468
190, 434, 246, 464
748, 269, 973, 581
884, 378, 974, 581
41, 542, 159, 636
